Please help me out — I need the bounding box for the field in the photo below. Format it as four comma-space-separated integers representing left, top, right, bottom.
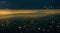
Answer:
0, 9, 60, 33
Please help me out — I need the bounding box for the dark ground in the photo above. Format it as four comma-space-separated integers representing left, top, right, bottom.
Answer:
0, 14, 60, 33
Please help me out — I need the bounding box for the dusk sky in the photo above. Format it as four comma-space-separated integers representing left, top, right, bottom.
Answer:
0, 0, 60, 9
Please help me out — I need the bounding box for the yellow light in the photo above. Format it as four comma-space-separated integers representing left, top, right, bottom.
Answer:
0, 11, 12, 16
0, 10, 59, 18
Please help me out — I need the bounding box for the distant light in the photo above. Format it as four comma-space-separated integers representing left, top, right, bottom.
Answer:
38, 28, 41, 30
56, 25, 59, 28
18, 26, 21, 29
49, 26, 52, 28
1, 24, 4, 26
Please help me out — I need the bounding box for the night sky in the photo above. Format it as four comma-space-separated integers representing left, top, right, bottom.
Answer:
0, 0, 60, 33
0, 0, 60, 9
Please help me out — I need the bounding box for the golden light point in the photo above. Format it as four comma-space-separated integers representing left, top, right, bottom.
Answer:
38, 28, 41, 30
18, 26, 21, 29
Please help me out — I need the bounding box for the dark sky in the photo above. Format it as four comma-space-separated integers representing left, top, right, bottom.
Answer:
0, 0, 60, 9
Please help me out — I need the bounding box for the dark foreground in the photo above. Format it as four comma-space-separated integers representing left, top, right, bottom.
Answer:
0, 14, 60, 33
